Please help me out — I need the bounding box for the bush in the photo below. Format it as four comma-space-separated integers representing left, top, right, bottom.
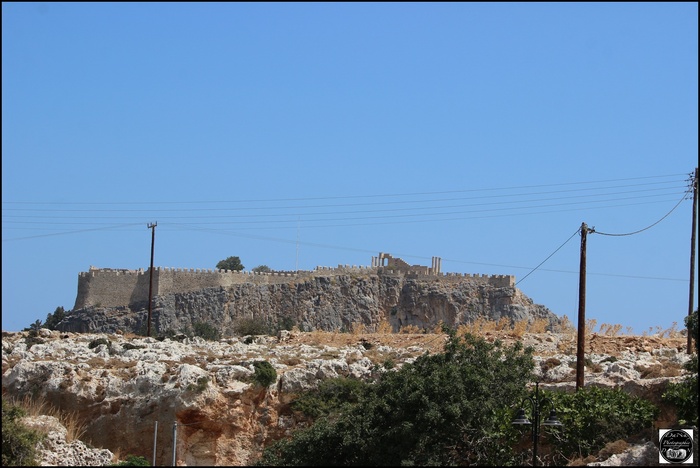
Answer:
88, 338, 111, 350
192, 322, 220, 341
234, 317, 269, 336
291, 377, 366, 419
257, 333, 535, 466
663, 309, 698, 427
547, 386, 658, 463
24, 321, 45, 349
2, 398, 43, 466
662, 356, 698, 427
112, 454, 150, 466
252, 361, 277, 388
186, 377, 209, 393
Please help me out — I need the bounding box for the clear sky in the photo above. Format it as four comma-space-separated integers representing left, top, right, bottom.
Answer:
2, 2, 698, 335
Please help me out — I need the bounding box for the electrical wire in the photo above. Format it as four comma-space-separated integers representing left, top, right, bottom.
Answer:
594, 186, 692, 237
515, 228, 581, 286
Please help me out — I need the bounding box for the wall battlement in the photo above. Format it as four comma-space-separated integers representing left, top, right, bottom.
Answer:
73, 254, 516, 309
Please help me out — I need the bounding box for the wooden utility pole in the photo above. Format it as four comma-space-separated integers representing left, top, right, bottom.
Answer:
688, 168, 698, 354
575, 222, 593, 391
147, 222, 157, 337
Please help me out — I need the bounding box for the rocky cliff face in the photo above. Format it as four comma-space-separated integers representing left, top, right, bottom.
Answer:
56, 274, 559, 336
1, 329, 690, 466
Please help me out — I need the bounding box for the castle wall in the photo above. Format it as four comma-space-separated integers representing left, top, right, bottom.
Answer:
74, 267, 151, 309
73, 255, 516, 310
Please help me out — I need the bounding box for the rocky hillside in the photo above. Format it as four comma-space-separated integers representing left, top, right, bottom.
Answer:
1, 328, 691, 466
56, 274, 560, 336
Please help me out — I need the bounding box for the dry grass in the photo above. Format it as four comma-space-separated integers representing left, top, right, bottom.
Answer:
528, 318, 549, 333
642, 323, 684, 338
376, 320, 393, 334
603, 323, 623, 336
585, 318, 598, 337
556, 315, 577, 335
10, 395, 87, 442
350, 322, 366, 335
398, 324, 422, 334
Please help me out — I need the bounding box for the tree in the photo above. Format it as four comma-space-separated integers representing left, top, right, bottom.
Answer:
258, 333, 535, 466
216, 256, 244, 272
44, 306, 66, 330
252, 265, 271, 273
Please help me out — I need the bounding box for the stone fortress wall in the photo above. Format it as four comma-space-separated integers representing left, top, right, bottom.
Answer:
73, 253, 516, 310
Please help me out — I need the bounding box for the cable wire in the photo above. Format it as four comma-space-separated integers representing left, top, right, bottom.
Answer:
594, 186, 692, 237
515, 228, 581, 286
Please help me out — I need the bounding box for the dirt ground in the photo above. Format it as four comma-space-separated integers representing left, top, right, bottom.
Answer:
285, 329, 691, 358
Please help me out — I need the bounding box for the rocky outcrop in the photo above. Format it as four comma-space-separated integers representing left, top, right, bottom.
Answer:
21, 415, 115, 466
56, 274, 559, 336
1, 328, 691, 466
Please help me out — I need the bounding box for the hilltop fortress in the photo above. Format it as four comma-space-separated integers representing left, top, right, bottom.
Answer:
74, 253, 516, 310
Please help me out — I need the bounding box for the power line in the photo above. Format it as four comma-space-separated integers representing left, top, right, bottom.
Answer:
1, 223, 143, 241
594, 186, 692, 237
516, 228, 581, 286
2, 186, 685, 219
2, 179, 685, 213
2, 172, 687, 205
2, 193, 687, 227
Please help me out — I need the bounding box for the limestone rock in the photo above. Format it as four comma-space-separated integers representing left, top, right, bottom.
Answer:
1, 329, 690, 466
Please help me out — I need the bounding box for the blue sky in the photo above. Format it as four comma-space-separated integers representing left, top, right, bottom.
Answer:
2, 2, 698, 335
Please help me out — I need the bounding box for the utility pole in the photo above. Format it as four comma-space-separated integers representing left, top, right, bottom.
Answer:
147, 222, 157, 337
575, 222, 594, 391
153, 421, 158, 467
688, 168, 698, 354
172, 421, 177, 466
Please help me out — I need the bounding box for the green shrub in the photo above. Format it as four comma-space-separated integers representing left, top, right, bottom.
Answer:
663, 309, 697, 427
2, 398, 43, 466
112, 454, 150, 466
121, 343, 144, 351
291, 377, 367, 419
547, 385, 658, 463
257, 333, 535, 466
234, 317, 269, 336
272, 316, 296, 334
24, 321, 45, 349
663, 354, 698, 427
252, 361, 277, 388
186, 376, 209, 393
88, 338, 111, 349
192, 322, 220, 341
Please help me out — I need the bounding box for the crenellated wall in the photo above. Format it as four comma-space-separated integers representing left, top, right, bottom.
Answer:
73, 254, 516, 310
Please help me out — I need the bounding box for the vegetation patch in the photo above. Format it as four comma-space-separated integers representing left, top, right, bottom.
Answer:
186, 376, 209, 393
2, 398, 43, 466
251, 360, 277, 387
